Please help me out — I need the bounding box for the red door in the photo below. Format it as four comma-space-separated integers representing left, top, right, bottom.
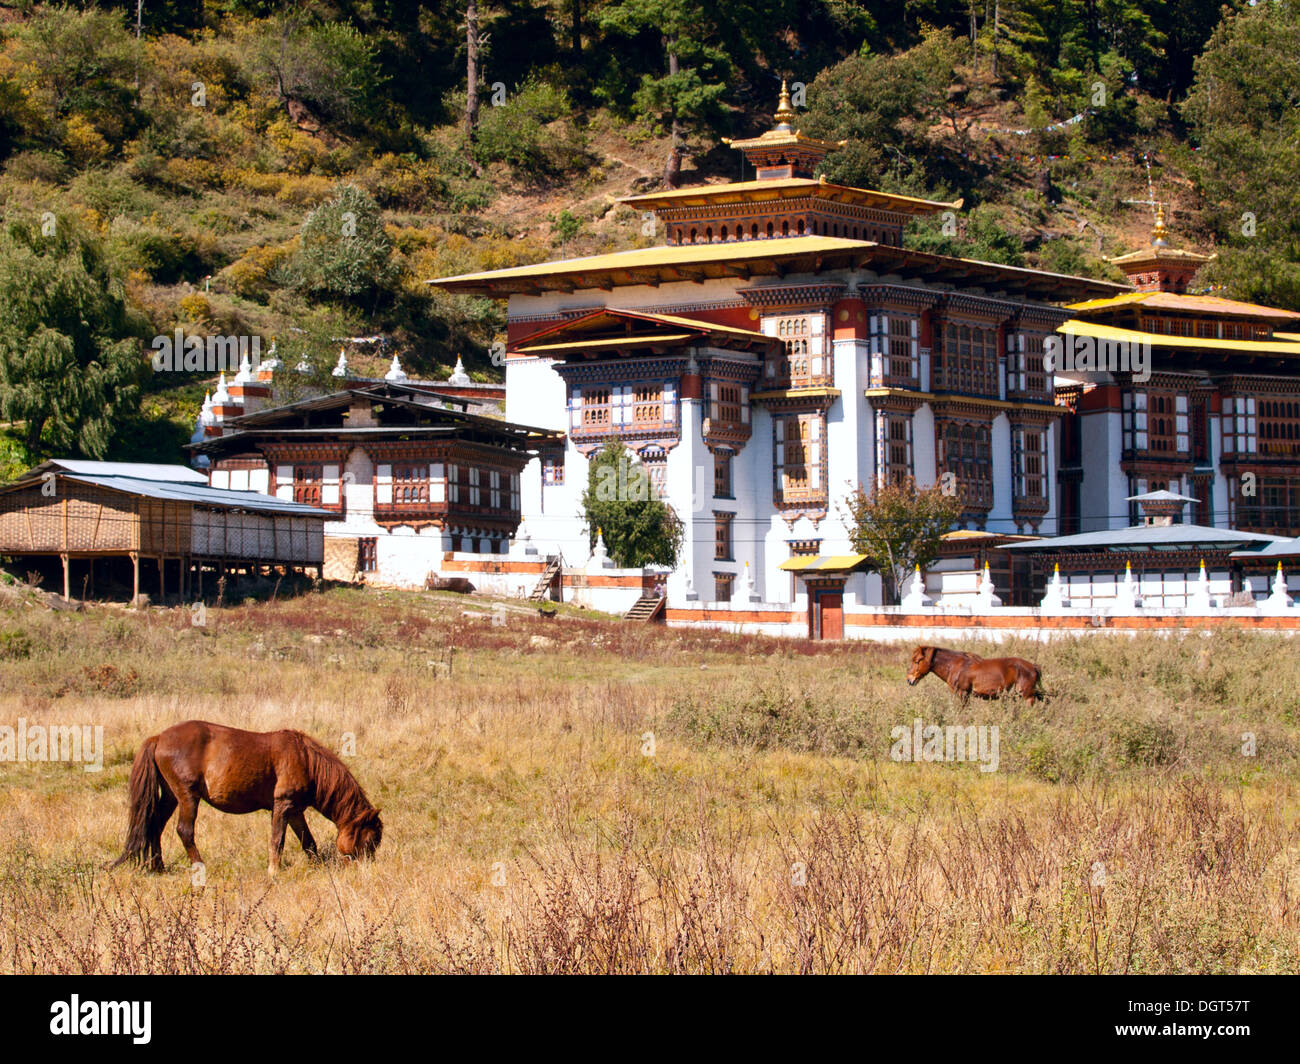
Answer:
809, 588, 844, 640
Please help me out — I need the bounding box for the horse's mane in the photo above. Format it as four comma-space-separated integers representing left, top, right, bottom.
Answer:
288, 731, 376, 825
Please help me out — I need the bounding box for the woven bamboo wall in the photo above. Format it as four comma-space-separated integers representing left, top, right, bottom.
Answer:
191, 510, 323, 564
139, 499, 193, 555
0, 483, 140, 553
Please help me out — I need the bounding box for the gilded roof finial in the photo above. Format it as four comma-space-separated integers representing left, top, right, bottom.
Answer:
1151, 203, 1169, 248
773, 79, 796, 127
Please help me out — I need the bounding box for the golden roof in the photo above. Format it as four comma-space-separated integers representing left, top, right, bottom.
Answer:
619, 177, 961, 216
1059, 318, 1300, 355
1067, 290, 1300, 321
721, 78, 847, 158
513, 307, 775, 355
429, 235, 1127, 299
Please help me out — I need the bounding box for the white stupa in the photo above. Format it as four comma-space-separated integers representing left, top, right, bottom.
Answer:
385, 353, 408, 382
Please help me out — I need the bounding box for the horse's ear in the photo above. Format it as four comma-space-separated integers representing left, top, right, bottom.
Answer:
924, 646, 936, 665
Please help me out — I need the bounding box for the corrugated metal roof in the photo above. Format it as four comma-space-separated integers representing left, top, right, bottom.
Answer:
56, 474, 330, 517
1230, 538, 1300, 559
26, 459, 208, 484
1003, 523, 1281, 552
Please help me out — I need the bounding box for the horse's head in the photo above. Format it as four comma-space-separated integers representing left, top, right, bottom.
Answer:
906, 646, 936, 686
338, 808, 383, 861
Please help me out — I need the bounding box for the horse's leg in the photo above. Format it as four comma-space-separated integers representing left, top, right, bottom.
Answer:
174, 791, 204, 868
149, 787, 178, 873
268, 798, 291, 875
288, 811, 319, 860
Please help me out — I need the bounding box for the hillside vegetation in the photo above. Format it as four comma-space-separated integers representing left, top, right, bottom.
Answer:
0, 0, 1297, 474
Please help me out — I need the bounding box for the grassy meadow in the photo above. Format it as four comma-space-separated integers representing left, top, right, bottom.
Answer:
0, 580, 1298, 974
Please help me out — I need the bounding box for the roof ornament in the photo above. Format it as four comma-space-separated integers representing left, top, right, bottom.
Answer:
773, 79, 797, 129
1151, 204, 1169, 248
385, 353, 408, 381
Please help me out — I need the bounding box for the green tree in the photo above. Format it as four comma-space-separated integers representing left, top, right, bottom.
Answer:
0, 215, 143, 457
598, 0, 734, 186
1183, 1, 1300, 309
286, 184, 398, 306
6, 4, 142, 151
839, 477, 961, 604
580, 440, 681, 567
247, 11, 386, 127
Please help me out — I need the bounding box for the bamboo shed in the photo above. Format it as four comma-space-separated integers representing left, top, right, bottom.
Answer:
0, 460, 330, 601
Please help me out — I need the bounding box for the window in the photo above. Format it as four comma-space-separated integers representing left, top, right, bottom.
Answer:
392, 463, 429, 505
1144, 392, 1187, 454
875, 411, 912, 486
509, 473, 521, 512
938, 323, 998, 395
1008, 333, 1047, 397
765, 315, 829, 385
489, 469, 502, 510
468, 467, 481, 507
1222, 396, 1257, 456
447, 463, 460, 503
292, 465, 322, 506
774, 413, 823, 502
708, 381, 748, 428
580, 387, 611, 429
1258, 398, 1300, 458
1014, 427, 1047, 503
714, 450, 733, 498
869, 314, 919, 387
542, 453, 565, 486
714, 512, 733, 560
632, 383, 663, 425
939, 420, 993, 512
357, 537, 377, 573
713, 572, 734, 603
1122, 392, 1148, 452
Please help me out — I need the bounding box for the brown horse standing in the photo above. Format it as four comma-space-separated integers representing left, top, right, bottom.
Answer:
906, 645, 1042, 704
111, 721, 382, 874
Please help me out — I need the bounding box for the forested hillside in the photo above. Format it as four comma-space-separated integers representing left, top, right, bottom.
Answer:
0, 0, 1297, 472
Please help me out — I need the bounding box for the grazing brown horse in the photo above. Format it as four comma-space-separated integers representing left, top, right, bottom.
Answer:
111, 721, 382, 874
906, 645, 1042, 704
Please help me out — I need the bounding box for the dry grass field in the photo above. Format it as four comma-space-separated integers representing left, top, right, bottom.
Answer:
1, 580, 1298, 974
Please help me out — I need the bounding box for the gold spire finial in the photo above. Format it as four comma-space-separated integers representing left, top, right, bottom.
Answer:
1152, 203, 1169, 248
774, 79, 796, 126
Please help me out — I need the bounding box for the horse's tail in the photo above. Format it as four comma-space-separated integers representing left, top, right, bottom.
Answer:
109, 737, 168, 870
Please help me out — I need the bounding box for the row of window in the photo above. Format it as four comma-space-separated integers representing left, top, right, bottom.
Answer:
266, 462, 521, 513
670, 218, 900, 245
572, 382, 678, 432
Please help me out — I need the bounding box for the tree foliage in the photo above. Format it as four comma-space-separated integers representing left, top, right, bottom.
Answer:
839, 478, 962, 604
580, 440, 681, 568
285, 184, 397, 305
0, 215, 144, 457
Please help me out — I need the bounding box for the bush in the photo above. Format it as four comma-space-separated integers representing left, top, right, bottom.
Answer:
471, 79, 591, 179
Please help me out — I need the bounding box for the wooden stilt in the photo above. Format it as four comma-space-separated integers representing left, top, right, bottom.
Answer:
159, 557, 165, 603
61, 553, 70, 601
132, 552, 139, 605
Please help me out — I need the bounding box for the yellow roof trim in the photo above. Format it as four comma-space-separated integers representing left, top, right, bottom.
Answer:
619, 178, 961, 215
751, 387, 841, 402
429, 235, 872, 286
1060, 319, 1300, 355
518, 332, 696, 353
863, 388, 1062, 414
778, 553, 872, 573
1067, 290, 1299, 319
